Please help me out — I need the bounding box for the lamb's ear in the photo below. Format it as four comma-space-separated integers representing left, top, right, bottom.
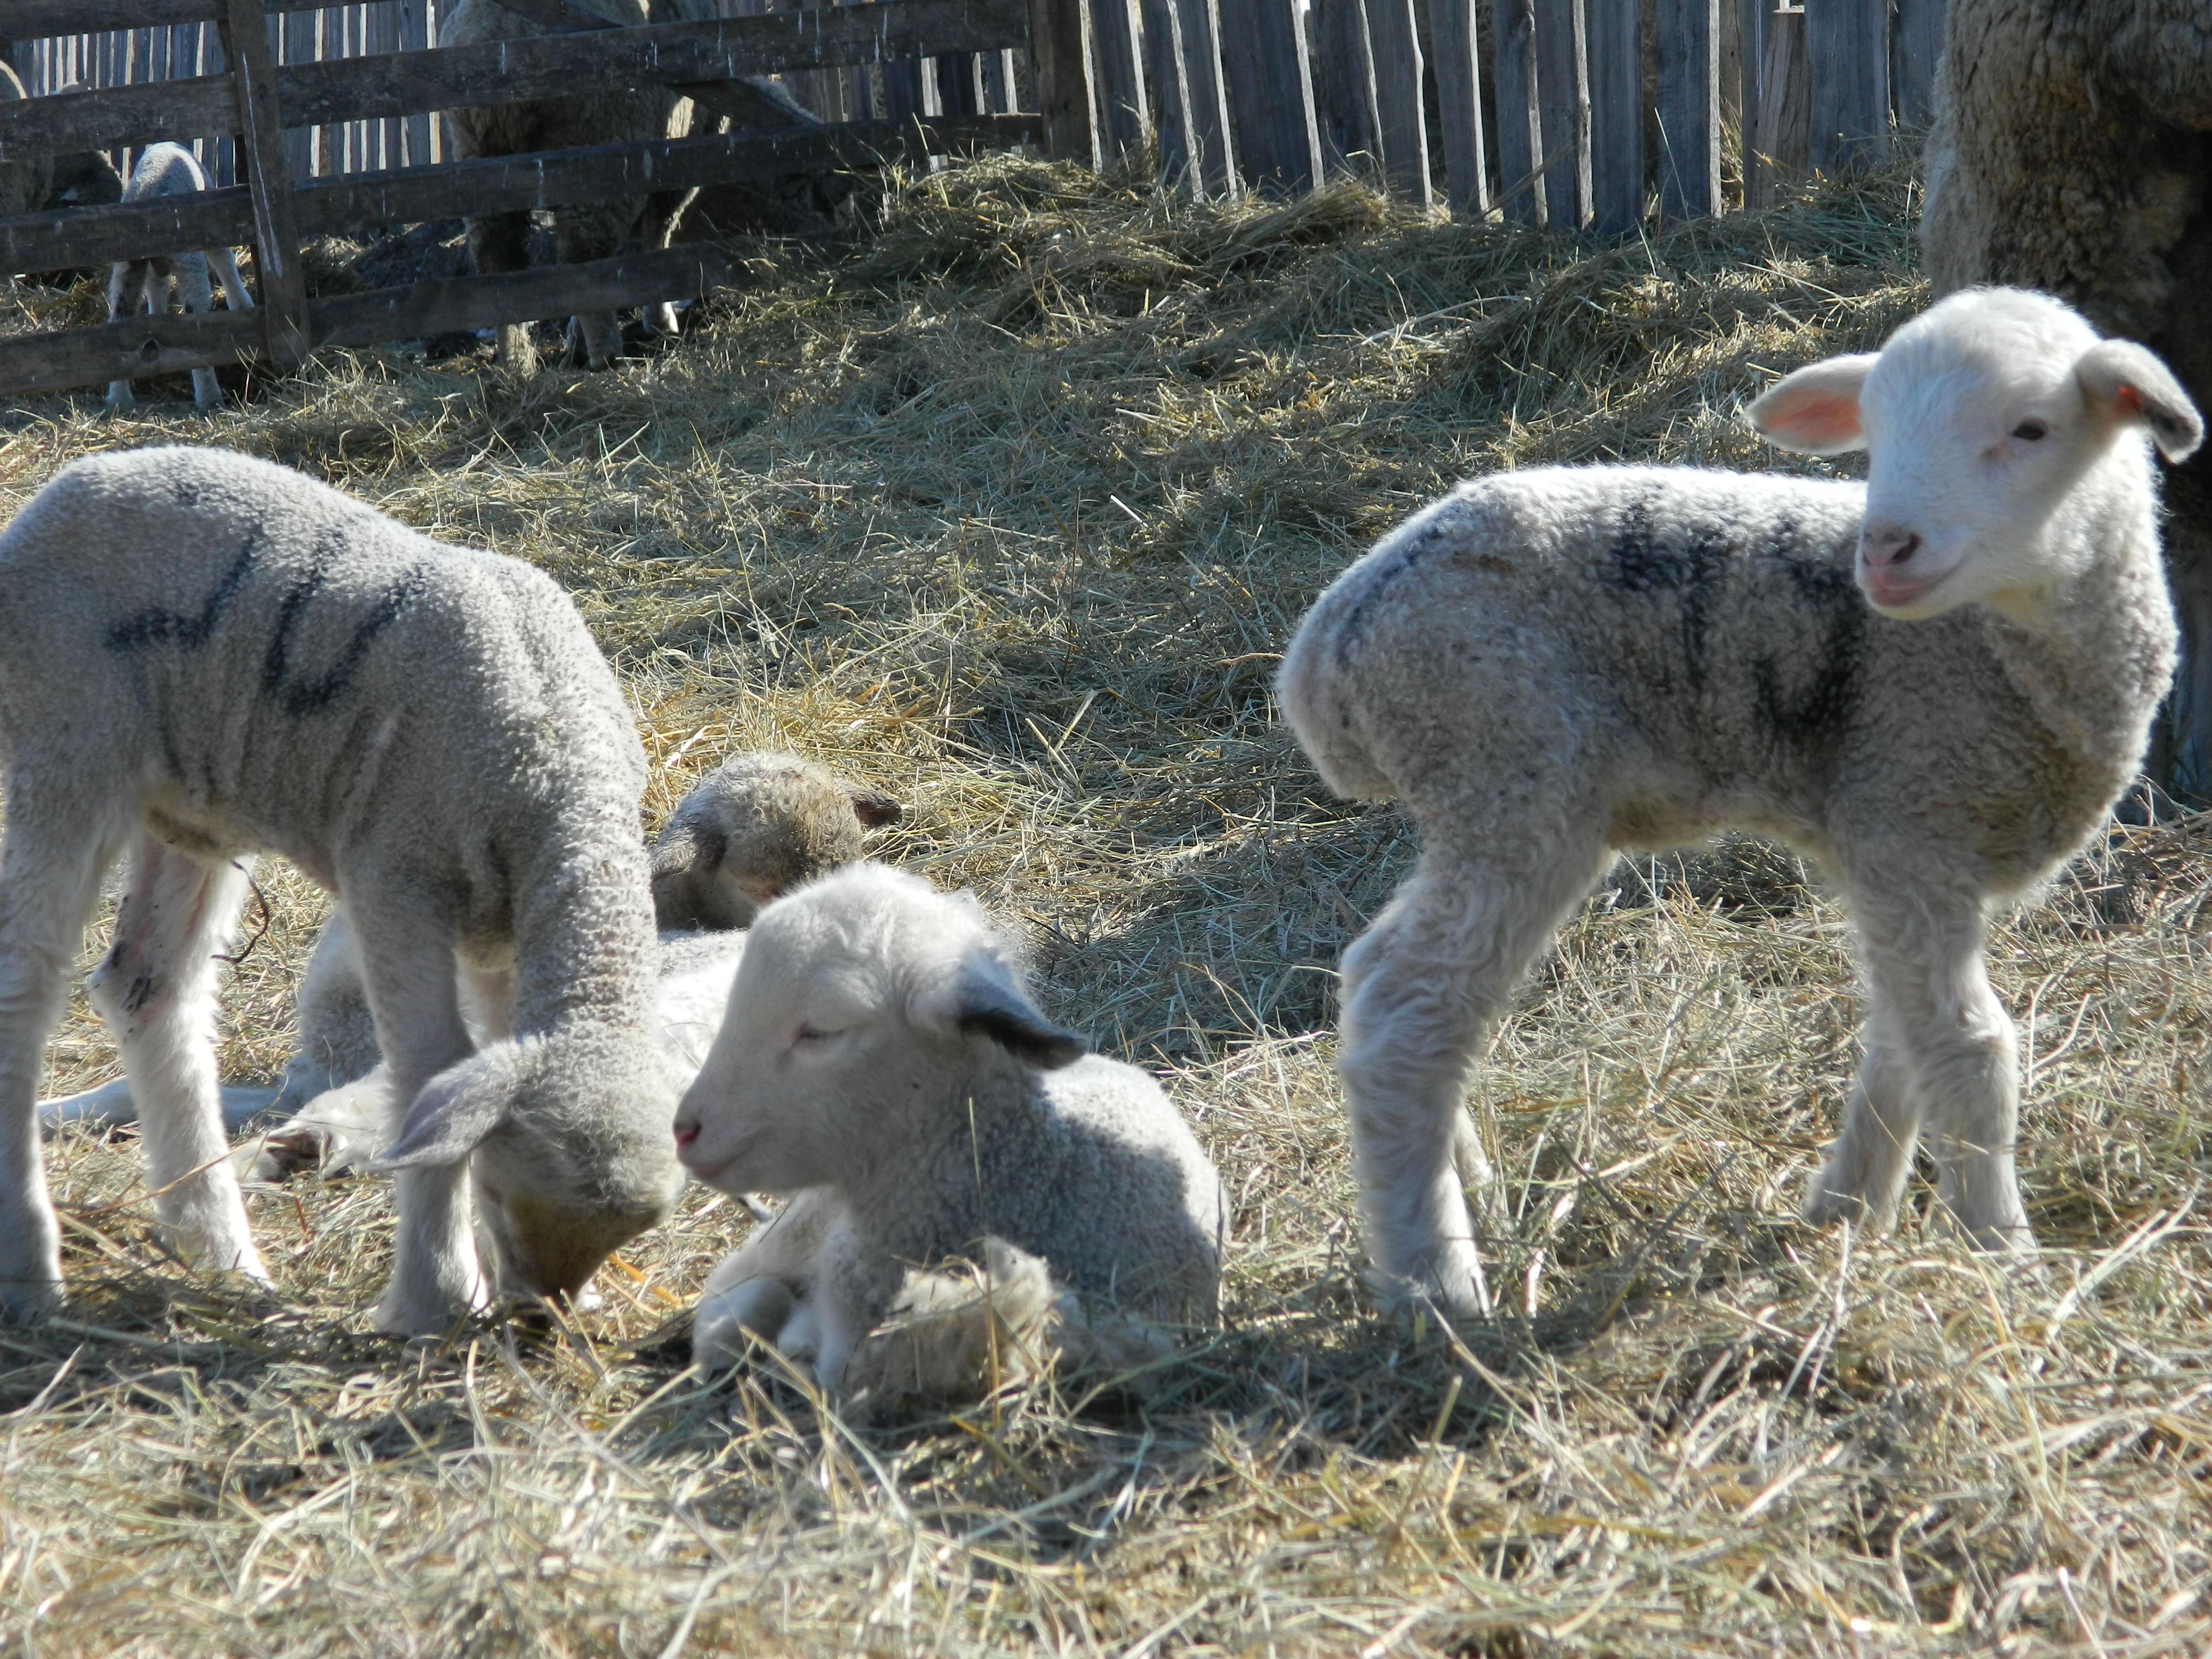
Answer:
2077, 339, 2204, 462
651, 817, 725, 878
914, 952, 1088, 1070
845, 784, 904, 829
376, 1047, 523, 1170
1743, 354, 1879, 454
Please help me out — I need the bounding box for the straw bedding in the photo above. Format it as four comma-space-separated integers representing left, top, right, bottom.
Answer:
0, 152, 2206, 1656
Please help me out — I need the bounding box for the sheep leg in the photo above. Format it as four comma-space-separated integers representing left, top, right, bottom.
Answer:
103, 258, 156, 409
466, 210, 536, 373
86, 836, 267, 1280
1803, 997, 1918, 1231
0, 795, 117, 1321
205, 245, 255, 313
348, 908, 485, 1334
551, 204, 629, 371
1337, 835, 1610, 1323
173, 251, 223, 411
1831, 885, 2031, 1250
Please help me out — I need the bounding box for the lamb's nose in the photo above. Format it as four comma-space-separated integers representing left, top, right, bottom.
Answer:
1861, 525, 1921, 568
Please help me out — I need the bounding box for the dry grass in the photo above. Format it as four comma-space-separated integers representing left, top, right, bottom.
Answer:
2, 154, 2209, 1656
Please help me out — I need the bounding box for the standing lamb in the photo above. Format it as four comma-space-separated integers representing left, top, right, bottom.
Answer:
0, 446, 680, 1334
1920, 0, 2212, 798
674, 863, 1227, 1396
103, 143, 256, 413
1278, 288, 2201, 1322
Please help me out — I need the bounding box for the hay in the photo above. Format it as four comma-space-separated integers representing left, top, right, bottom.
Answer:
2, 152, 2208, 1656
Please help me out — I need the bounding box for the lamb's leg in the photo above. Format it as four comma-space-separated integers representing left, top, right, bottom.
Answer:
86, 836, 266, 1279
347, 908, 483, 1334
466, 210, 536, 373
205, 246, 255, 313
1337, 833, 1610, 1323
1803, 996, 1918, 1231
0, 797, 116, 1321
1833, 884, 2031, 1250
103, 259, 154, 409
551, 204, 630, 371
173, 251, 223, 411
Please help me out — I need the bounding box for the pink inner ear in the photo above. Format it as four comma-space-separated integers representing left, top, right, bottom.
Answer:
1756, 384, 1865, 449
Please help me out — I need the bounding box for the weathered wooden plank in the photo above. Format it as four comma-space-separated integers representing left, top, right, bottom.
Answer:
1737, 0, 1759, 178
0, 303, 262, 400
1139, 0, 1198, 187
1490, 0, 1541, 223
1584, 0, 1638, 230
1216, 0, 1320, 193
394, 0, 428, 164
276, 2, 311, 179
1655, 0, 1716, 219
1534, 0, 1585, 226
1806, 0, 1885, 170
1173, 0, 1235, 197
0, 0, 433, 38
1312, 0, 1380, 177
1089, 0, 1146, 157
1027, 0, 1097, 162
1426, 0, 1484, 216
1890, 0, 1941, 128
1747, 0, 1805, 208
221, 0, 307, 366
1364, 0, 1428, 206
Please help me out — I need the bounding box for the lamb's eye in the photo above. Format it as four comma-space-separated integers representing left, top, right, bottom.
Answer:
796, 1025, 842, 1046
2011, 420, 2049, 441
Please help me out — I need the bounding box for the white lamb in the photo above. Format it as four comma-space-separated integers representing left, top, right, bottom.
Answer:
0, 445, 680, 1334
674, 863, 1228, 1398
104, 143, 255, 413
1278, 287, 2202, 1322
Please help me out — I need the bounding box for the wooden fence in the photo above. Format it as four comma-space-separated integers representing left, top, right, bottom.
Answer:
0, 0, 1943, 400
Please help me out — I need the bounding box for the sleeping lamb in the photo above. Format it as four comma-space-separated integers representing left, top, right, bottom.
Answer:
1279, 287, 2201, 1320
0, 445, 679, 1334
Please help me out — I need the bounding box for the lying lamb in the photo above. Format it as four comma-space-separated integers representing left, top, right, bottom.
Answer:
674, 863, 1228, 1399
104, 143, 256, 413
0, 446, 680, 1334
1279, 287, 2202, 1321
38, 750, 903, 1137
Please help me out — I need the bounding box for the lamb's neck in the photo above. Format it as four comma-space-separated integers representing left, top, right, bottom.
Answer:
508, 844, 661, 1039
841, 1063, 1042, 1266
1984, 500, 2177, 776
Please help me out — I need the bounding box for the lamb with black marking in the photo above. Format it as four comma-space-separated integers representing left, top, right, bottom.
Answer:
674, 863, 1227, 1398
1279, 287, 2201, 1321
0, 445, 679, 1334
104, 143, 255, 413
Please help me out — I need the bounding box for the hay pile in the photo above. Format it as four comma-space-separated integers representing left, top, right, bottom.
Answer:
2, 153, 2208, 1656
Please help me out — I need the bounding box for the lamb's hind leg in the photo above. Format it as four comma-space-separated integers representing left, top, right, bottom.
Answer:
170, 251, 224, 411
87, 836, 266, 1279
0, 794, 119, 1321
103, 259, 155, 409
1338, 830, 1611, 1323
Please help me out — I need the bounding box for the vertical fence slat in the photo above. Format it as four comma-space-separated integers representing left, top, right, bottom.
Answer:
1806, 0, 1885, 171
396, 0, 430, 164
1314, 0, 1381, 177
1427, 0, 1485, 216
1090, 0, 1149, 160
1890, 0, 1941, 128
1535, 0, 1586, 226
1364, 0, 1429, 207
1140, 0, 1201, 188
1174, 0, 1238, 196
1029, 0, 1099, 163
1585, 0, 1638, 229
1655, 0, 1717, 219
1218, 0, 1322, 192
221, 0, 310, 369
1490, 0, 1542, 223
1747, 0, 1805, 207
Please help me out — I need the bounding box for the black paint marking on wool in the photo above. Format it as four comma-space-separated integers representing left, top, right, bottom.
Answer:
1753, 595, 1866, 750
1601, 494, 1732, 688
260, 545, 428, 718
104, 530, 260, 654
1329, 530, 1444, 672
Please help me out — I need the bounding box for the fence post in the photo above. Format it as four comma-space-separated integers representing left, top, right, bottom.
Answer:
1491, 0, 1543, 223
1364, 0, 1429, 207
219, 0, 310, 371
1426, 0, 1484, 217
1889, 0, 1941, 127
1807, 0, 1886, 171
1313, 0, 1381, 178
1585, 0, 1638, 230
1090, 0, 1150, 161
1217, 0, 1322, 193
1656, 0, 1718, 219
1029, 0, 1100, 164
1748, 0, 1806, 206
1175, 0, 1238, 196
1535, 0, 1586, 226
1140, 0, 1200, 187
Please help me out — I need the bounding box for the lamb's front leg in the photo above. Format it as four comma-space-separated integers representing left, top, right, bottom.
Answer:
1804, 997, 1919, 1231
0, 800, 116, 1321
349, 908, 482, 1334
87, 836, 266, 1280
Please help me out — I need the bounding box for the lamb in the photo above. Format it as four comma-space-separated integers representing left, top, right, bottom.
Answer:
674, 863, 1228, 1397
0, 445, 680, 1335
1277, 287, 2202, 1323
1920, 0, 2212, 799
103, 143, 256, 413
40, 86, 124, 211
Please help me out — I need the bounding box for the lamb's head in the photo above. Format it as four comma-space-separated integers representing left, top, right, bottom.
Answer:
651, 752, 903, 931
671, 863, 1085, 1196
1746, 286, 2202, 621
380, 1029, 685, 1303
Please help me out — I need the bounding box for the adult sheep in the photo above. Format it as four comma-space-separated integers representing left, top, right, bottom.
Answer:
1279, 288, 2200, 1322
0, 446, 680, 1334
1921, 0, 2212, 798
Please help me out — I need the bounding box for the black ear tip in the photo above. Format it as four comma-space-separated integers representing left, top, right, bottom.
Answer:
959, 1008, 1089, 1069
847, 787, 904, 828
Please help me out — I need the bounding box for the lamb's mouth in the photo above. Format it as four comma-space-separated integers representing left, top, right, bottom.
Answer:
1859, 564, 1946, 613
